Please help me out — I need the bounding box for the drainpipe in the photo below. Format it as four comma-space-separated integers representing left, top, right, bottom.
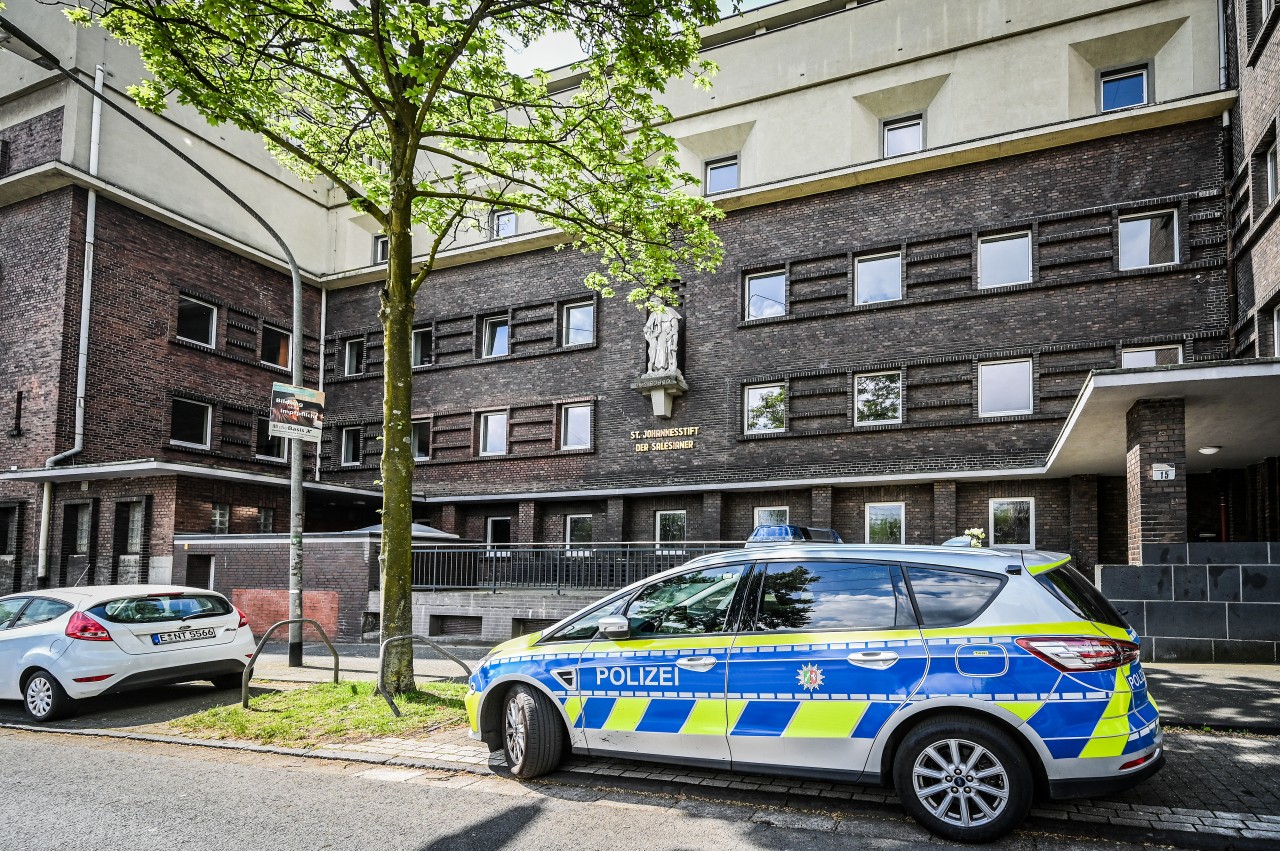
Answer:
315, 287, 326, 482
37, 64, 104, 585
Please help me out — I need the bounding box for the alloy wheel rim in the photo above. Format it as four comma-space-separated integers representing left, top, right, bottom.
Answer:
912, 738, 1009, 828
25, 677, 53, 718
504, 699, 527, 766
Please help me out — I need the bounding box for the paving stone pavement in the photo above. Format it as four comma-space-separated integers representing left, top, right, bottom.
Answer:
314, 727, 1280, 846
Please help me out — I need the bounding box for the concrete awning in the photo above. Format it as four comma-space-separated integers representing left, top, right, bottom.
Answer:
1045, 359, 1280, 477
340, 522, 459, 540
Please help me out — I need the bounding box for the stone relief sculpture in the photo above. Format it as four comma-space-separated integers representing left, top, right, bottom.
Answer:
633, 301, 687, 418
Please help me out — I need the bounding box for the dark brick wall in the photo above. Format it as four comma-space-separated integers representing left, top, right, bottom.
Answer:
956, 479, 1072, 554
322, 121, 1229, 504
1126, 399, 1188, 563
0, 108, 64, 176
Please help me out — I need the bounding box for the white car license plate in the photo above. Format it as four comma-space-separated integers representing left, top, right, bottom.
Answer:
152, 627, 216, 645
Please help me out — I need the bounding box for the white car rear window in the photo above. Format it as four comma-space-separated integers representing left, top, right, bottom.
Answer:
89, 595, 231, 624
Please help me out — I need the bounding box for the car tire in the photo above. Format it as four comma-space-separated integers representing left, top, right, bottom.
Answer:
892, 714, 1033, 844
23, 669, 75, 723
210, 674, 243, 690
502, 684, 564, 779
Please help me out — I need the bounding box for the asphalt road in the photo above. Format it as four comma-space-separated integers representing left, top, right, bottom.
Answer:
0, 729, 1164, 851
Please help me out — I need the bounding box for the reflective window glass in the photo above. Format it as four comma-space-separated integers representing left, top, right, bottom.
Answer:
745, 271, 786, 319
1119, 212, 1177, 269
906, 567, 1004, 626
747, 562, 910, 632
1101, 68, 1147, 112
856, 253, 902, 304
979, 233, 1032, 287
979, 360, 1033, 416
625, 564, 747, 636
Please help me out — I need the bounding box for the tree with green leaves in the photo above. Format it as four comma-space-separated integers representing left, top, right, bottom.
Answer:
63, 0, 725, 693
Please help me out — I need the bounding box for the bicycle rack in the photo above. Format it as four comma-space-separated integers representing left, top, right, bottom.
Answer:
241, 618, 340, 709
376, 634, 473, 717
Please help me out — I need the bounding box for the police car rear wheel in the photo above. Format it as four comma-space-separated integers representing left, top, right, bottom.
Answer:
892, 716, 1032, 843
502, 685, 564, 779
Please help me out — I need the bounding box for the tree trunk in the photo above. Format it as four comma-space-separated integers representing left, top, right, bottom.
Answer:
378, 196, 418, 695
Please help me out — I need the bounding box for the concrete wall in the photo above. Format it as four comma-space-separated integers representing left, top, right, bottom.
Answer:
1100, 557, 1280, 663
396, 588, 602, 644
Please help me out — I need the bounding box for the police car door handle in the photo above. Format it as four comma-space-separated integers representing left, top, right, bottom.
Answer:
847, 651, 899, 669
675, 656, 716, 672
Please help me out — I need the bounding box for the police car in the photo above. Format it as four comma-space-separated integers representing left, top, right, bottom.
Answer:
465, 528, 1162, 843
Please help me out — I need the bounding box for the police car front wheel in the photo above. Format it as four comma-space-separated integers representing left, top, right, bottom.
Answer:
892, 715, 1032, 843
502, 685, 564, 779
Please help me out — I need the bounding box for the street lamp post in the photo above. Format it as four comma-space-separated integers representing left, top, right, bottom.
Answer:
1, 16, 308, 666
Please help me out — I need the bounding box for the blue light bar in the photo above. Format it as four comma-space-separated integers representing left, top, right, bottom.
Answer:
746, 524, 844, 545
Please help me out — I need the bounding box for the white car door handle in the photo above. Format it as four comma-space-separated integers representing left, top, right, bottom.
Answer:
675, 656, 716, 672
847, 650, 899, 669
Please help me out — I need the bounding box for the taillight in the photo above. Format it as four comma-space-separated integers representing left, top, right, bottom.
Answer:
1016, 636, 1140, 671
235, 607, 249, 628
65, 611, 113, 642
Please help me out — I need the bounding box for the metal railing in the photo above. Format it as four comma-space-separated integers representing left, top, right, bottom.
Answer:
241, 618, 340, 708
375, 634, 473, 717
405, 541, 739, 593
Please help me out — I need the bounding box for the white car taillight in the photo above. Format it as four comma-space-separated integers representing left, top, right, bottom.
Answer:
235, 606, 249, 628
1016, 636, 1140, 671
65, 611, 113, 641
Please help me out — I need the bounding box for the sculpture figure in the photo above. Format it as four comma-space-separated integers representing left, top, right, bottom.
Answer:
643, 303, 682, 375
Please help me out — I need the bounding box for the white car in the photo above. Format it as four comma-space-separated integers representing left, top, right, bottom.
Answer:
0, 585, 256, 721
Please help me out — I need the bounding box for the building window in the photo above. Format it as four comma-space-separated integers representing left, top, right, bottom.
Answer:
491, 210, 517, 239
69, 503, 92, 554
257, 507, 274, 535
855, 371, 903, 425
704, 155, 739, 194
1121, 346, 1182, 368
560, 404, 592, 450
486, 516, 512, 553
1100, 65, 1148, 112
978, 359, 1033, 417
479, 412, 508, 456
0, 506, 17, 556
754, 506, 789, 526
1275, 307, 1280, 357
1119, 211, 1178, 270
989, 498, 1035, 548
565, 514, 593, 552
176, 296, 217, 347
124, 502, 144, 553
211, 502, 230, 536
261, 325, 291, 368
855, 252, 902, 305
340, 427, 362, 465
373, 233, 389, 263
411, 420, 430, 461
482, 316, 510, 358
744, 383, 786, 434
866, 502, 905, 545
412, 327, 432, 366
1266, 142, 1278, 206
744, 270, 786, 320
255, 416, 287, 460
563, 302, 595, 346
978, 232, 1032, 288
655, 510, 686, 551
344, 338, 365, 376
170, 398, 212, 449
883, 115, 923, 157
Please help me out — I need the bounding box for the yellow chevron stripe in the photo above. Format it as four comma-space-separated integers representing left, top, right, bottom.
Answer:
996, 701, 1044, 722
562, 696, 584, 725
602, 698, 650, 732
1080, 668, 1134, 757
1027, 557, 1071, 575
679, 699, 738, 735
782, 701, 868, 738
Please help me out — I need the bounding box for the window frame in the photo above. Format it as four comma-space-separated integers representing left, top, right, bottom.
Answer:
743, 382, 786, 434
654, 509, 687, 553
1118, 210, 1180, 270
485, 516, 512, 555
257, 507, 274, 535
977, 231, 1033, 288
988, 497, 1036, 549
175, 295, 218, 347
478, 411, 509, 456
977, 358, 1034, 417
902, 564, 1009, 628
1266, 141, 1278, 206
1120, 345, 1183, 369
742, 558, 916, 635
260, 324, 292, 369
481, 316, 510, 358
490, 210, 517, 239
753, 506, 789, 526
1099, 64, 1149, 113
344, 338, 365, 376
565, 514, 593, 554
411, 419, 431, 462
169, 398, 213, 449
254, 416, 288, 461
561, 301, 595, 347
865, 501, 906, 545
340, 426, 362, 466
559, 403, 593, 451
882, 114, 924, 158
743, 270, 787, 320
854, 370, 904, 426
704, 155, 740, 195
373, 233, 389, 264
411, 327, 432, 367
211, 502, 230, 536
854, 251, 904, 305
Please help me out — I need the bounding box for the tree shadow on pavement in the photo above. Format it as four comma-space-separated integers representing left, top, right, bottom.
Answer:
0, 682, 279, 731
1144, 666, 1280, 732
415, 802, 544, 851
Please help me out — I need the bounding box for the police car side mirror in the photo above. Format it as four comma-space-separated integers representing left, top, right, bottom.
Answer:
597, 615, 630, 640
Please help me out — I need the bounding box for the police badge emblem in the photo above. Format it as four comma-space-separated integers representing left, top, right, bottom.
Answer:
796, 663, 824, 691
